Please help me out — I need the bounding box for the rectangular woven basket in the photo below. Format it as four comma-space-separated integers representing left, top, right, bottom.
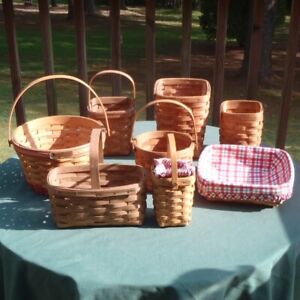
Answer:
197, 144, 294, 206
47, 129, 146, 228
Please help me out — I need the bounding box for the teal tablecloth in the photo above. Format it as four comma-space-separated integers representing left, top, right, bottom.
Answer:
0, 122, 300, 300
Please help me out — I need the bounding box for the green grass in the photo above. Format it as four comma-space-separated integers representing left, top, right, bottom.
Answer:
0, 5, 299, 163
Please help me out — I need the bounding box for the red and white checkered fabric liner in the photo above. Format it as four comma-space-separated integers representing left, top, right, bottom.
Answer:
197, 144, 295, 205
153, 158, 195, 178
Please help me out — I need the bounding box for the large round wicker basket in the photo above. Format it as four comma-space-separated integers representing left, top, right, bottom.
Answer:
8, 74, 110, 195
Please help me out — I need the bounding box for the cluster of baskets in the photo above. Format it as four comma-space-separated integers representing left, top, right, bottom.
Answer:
8, 72, 295, 229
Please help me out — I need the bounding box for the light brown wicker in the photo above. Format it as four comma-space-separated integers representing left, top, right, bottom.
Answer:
47, 128, 146, 228
88, 70, 136, 155
220, 100, 264, 146
154, 78, 211, 158
8, 74, 110, 195
132, 99, 197, 191
152, 133, 195, 227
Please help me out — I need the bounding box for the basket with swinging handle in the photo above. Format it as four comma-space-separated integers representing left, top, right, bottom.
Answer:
8, 74, 110, 195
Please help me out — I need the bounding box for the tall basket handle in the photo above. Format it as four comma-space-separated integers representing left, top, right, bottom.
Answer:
167, 133, 178, 187
8, 74, 111, 145
90, 128, 106, 189
88, 69, 136, 105
134, 99, 198, 148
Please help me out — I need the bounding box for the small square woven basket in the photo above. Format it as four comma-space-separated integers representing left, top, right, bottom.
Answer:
197, 144, 295, 206
151, 133, 195, 227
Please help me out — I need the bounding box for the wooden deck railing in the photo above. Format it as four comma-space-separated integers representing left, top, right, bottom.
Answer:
2, 0, 300, 149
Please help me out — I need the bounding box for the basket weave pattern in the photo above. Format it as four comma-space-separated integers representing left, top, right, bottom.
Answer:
197, 144, 294, 206
133, 99, 196, 191
88, 70, 136, 155
152, 134, 195, 227
47, 129, 146, 228
8, 75, 109, 195
220, 100, 263, 146
154, 78, 210, 157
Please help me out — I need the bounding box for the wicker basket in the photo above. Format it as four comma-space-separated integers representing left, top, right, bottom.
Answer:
87, 70, 136, 155
152, 133, 195, 227
8, 74, 110, 195
47, 128, 146, 228
197, 144, 294, 206
132, 99, 197, 191
220, 100, 264, 146
154, 78, 211, 158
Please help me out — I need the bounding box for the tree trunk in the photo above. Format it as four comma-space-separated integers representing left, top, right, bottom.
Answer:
121, 0, 127, 10
85, 0, 95, 16
260, 0, 278, 81
241, 0, 255, 77
68, 0, 74, 20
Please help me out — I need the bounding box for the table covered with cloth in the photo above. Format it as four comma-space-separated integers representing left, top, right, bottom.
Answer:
0, 121, 300, 300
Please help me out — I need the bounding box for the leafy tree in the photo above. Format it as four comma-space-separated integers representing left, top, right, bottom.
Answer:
199, 0, 288, 80
200, 0, 250, 47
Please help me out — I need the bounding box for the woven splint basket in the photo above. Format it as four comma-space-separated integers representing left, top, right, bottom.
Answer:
197, 144, 295, 206
88, 70, 136, 155
8, 74, 110, 195
154, 78, 211, 158
220, 100, 263, 146
47, 128, 146, 228
152, 133, 195, 227
132, 99, 197, 191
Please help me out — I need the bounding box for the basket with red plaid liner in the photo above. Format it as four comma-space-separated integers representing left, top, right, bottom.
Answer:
197, 144, 294, 206
151, 133, 195, 227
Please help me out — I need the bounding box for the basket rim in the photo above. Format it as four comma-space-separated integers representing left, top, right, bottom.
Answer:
220, 100, 264, 116
154, 77, 211, 96
197, 144, 295, 189
151, 172, 196, 182
155, 94, 210, 100
133, 130, 194, 156
87, 99, 135, 116
155, 77, 210, 83
11, 115, 104, 156
47, 163, 145, 193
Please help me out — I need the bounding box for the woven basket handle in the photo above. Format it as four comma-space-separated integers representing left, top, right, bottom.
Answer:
8, 74, 111, 145
167, 133, 178, 186
88, 70, 136, 104
134, 99, 198, 148
90, 128, 106, 189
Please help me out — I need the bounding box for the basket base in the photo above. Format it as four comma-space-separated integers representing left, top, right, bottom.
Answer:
201, 196, 280, 207
29, 183, 48, 195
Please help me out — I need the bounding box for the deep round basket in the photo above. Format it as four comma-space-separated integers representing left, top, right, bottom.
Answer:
133, 130, 194, 191
11, 115, 105, 194
8, 74, 110, 195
